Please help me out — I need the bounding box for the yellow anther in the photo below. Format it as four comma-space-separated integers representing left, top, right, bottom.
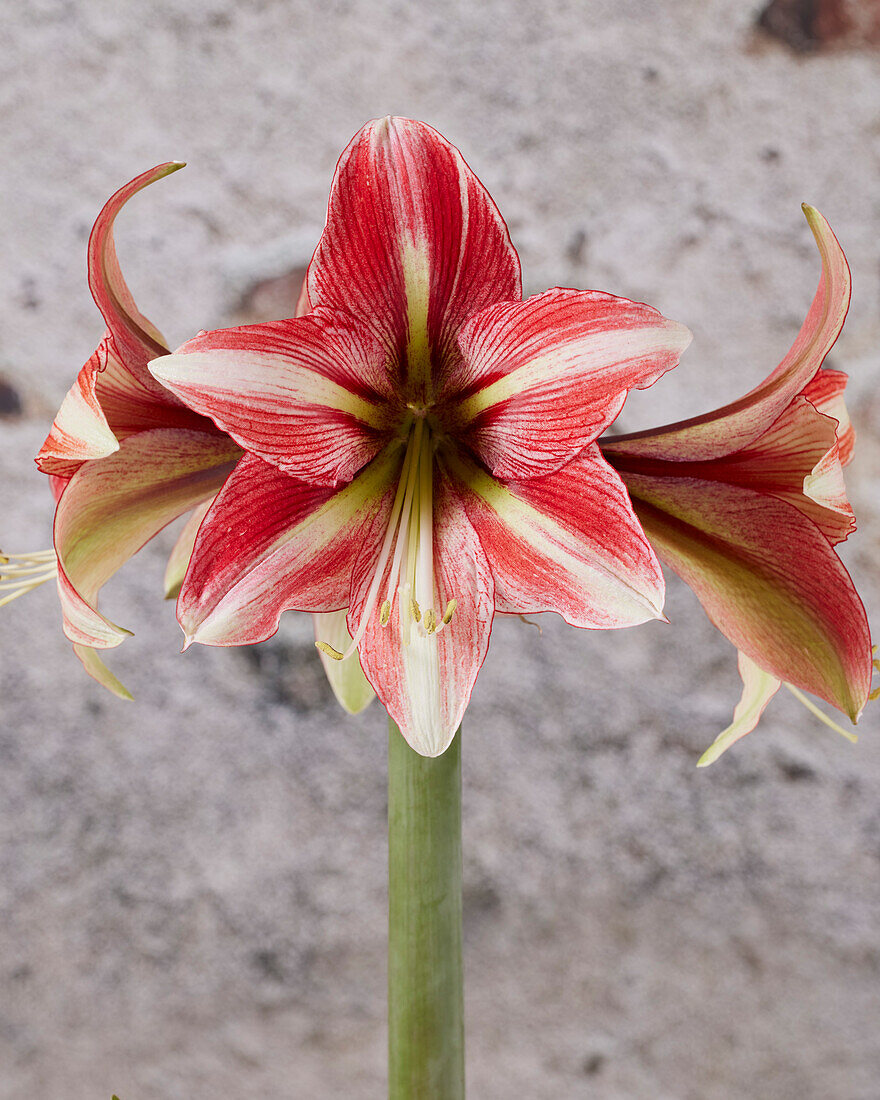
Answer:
442, 599, 457, 625
380, 599, 392, 626
423, 608, 437, 634
315, 641, 344, 661
410, 598, 422, 623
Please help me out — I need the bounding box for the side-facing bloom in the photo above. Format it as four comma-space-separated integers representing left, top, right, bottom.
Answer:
28, 164, 241, 694
601, 206, 875, 763
150, 116, 692, 756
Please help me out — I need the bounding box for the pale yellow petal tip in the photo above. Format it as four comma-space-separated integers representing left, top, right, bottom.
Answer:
801, 203, 831, 240
73, 645, 134, 701
162, 161, 187, 175
163, 581, 182, 601
801, 202, 822, 226
696, 744, 722, 768
337, 693, 375, 717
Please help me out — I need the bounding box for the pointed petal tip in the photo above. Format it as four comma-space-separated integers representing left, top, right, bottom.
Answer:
147, 353, 170, 381
156, 161, 186, 178
406, 732, 457, 759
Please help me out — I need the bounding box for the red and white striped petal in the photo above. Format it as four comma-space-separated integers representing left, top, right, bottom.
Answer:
88, 162, 186, 397
608, 206, 850, 461
37, 335, 209, 478
608, 396, 855, 544
313, 610, 376, 715
151, 311, 396, 486
451, 289, 691, 478
37, 340, 119, 477
449, 445, 666, 628
349, 471, 494, 757
177, 447, 401, 647
697, 652, 781, 767
710, 396, 854, 542
621, 473, 873, 722
802, 367, 854, 465
54, 429, 240, 649
307, 117, 521, 400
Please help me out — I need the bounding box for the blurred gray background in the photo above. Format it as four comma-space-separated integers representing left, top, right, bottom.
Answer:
2, 1, 880, 1097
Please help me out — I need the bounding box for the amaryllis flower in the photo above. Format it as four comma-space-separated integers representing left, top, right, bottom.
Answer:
29, 164, 241, 695
601, 206, 875, 763
149, 116, 692, 756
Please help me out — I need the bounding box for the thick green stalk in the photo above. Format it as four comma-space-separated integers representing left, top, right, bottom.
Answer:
388, 719, 464, 1100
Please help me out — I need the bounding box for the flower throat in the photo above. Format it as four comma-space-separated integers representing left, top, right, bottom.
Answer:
316, 416, 457, 663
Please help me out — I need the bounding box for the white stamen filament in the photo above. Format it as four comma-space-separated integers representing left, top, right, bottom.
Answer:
783, 683, 858, 744
329, 420, 424, 662
316, 417, 459, 664
415, 425, 435, 630
0, 549, 58, 608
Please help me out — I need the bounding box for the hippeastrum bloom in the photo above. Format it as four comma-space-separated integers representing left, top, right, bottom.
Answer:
17, 163, 242, 695
601, 206, 875, 764
149, 116, 692, 756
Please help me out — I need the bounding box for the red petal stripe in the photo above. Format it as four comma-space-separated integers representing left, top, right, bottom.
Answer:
622, 473, 872, 721
452, 288, 691, 478
450, 445, 666, 629
307, 117, 521, 401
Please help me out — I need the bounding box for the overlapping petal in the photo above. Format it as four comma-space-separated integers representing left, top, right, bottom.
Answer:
803, 368, 854, 465
87, 161, 186, 395
36, 341, 119, 477
37, 336, 206, 478
449, 445, 665, 629
54, 428, 241, 650
608, 392, 855, 545
608, 205, 850, 461
150, 310, 397, 486
37, 163, 211, 480
621, 473, 872, 722
349, 471, 494, 757
177, 447, 401, 646
451, 289, 691, 478
163, 498, 213, 600
307, 116, 521, 399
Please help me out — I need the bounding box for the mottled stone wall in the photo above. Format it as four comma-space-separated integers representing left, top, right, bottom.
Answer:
1, 2, 879, 1097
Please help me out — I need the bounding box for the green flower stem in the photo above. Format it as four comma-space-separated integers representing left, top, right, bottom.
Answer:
388, 718, 464, 1099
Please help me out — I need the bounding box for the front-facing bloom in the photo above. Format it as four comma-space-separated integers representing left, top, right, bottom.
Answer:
150, 117, 691, 755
